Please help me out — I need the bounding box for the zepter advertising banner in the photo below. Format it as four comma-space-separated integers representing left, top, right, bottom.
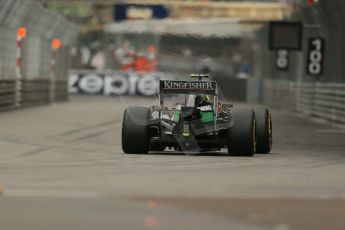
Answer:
69, 71, 176, 96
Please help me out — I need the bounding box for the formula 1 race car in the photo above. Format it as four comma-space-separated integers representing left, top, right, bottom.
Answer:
122, 74, 272, 156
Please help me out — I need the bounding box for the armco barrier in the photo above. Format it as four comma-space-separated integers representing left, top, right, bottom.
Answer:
262, 79, 345, 124
21, 79, 49, 107
0, 79, 16, 111
55, 81, 69, 102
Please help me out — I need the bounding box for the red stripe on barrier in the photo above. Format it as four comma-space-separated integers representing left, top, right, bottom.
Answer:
16, 40, 22, 49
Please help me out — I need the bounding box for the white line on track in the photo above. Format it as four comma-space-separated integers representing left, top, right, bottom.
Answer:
2, 189, 345, 200
2, 189, 102, 198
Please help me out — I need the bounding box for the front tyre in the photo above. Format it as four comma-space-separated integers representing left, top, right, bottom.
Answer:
254, 108, 272, 154
122, 106, 150, 154
228, 109, 256, 156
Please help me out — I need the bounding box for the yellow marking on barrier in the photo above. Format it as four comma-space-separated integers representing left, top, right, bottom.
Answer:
268, 112, 272, 151
253, 117, 257, 153
0, 187, 4, 195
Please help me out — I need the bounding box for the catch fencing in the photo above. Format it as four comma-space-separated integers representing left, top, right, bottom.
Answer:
0, 0, 77, 111
259, 0, 345, 125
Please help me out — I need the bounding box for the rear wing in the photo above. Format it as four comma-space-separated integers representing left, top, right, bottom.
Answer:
160, 80, 218, 95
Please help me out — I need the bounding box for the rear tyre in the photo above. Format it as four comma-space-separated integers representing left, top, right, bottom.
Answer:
228, 109, 256, 157
254, 108, 272, 154
122, 106, 150, 154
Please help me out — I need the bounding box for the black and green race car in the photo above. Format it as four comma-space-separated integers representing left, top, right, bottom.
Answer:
122, 74, 272, 156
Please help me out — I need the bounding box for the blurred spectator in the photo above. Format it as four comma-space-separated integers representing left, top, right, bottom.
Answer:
91, 50, 106, 70
80, 46, 91, 66
134, 52, 149, 72
120, 53, 135, 72
237, 60, 251, 79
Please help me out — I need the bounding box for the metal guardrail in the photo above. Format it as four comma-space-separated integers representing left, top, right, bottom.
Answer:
55, 80, 68, 102
263, 79, 345, 124
0, 79, 68, 108
21, 79, 50, 107
0, 79, 16, 110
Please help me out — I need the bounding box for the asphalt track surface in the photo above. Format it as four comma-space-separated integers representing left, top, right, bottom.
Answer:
0, 96, 345, 230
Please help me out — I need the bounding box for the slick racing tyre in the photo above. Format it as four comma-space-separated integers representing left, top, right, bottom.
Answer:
228, 109, 256, 157
122, 106, 150, 154
254, 108, 272, 154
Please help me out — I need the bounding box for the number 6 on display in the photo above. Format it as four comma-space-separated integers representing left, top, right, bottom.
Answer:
307, 38, 325, 76
276, 49, 289, 71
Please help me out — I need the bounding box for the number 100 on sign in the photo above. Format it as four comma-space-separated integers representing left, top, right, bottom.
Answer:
307, 38, 325, 76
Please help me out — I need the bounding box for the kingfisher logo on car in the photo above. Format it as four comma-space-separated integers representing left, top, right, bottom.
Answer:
160, 80, 217, 94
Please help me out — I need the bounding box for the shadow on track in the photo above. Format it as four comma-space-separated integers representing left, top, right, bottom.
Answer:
148, 151, 243, 157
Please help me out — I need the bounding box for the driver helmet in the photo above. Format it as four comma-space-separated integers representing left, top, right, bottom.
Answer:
195, 95, 210, 106
202, 95, 210, 102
